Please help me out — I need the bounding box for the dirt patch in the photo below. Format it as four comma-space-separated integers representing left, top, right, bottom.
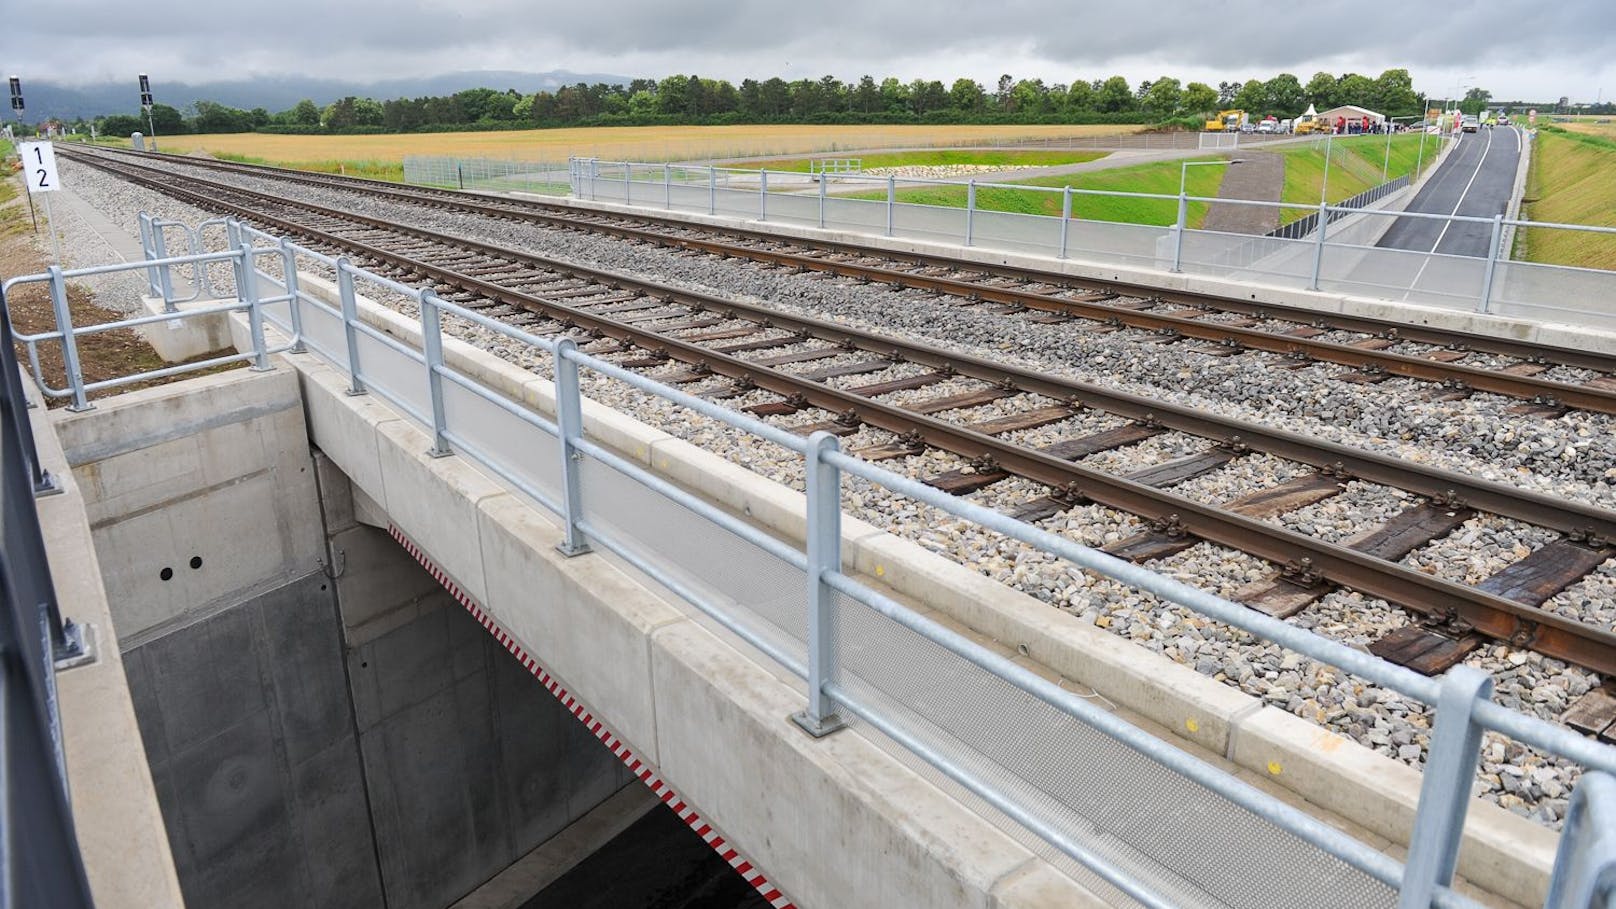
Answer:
2, 173, 240, 405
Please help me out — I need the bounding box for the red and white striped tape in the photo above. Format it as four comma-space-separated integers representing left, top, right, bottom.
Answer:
387, 525, 795, 909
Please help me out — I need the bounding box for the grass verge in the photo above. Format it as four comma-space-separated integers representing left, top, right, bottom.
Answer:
1519, 127, 1616, 270
732, 149, 1109, 172
210, 150, 404, 182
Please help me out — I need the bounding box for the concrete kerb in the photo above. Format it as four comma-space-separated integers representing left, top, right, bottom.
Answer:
244, 257, 1556, 905
532, 175, 1616, 360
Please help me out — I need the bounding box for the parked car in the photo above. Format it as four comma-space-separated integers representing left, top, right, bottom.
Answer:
1239, 122, 1256, 133
1462, 115, 1479, 133
1256, 118, 1278, 134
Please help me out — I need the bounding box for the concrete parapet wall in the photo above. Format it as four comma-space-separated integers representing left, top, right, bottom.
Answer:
135, 294, 236, 363
24, 373, 186, 909
258, 273, 1559, 905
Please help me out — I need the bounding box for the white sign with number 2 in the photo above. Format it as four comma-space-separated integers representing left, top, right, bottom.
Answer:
19, 141, 60, 193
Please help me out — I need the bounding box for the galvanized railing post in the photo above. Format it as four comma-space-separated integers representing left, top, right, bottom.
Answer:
664, 163, 672, 209
552, 337, 591, 557
623, 161, 631, 206
886, 175, 896, 237
1544, 771, 1616, 909
1171, 190, 1189, 273
278, 238, 306, 353
1309, 202, 1330, 291
1477, 214, 1504, 314
759, 169, 768, 221
419, 289, 451, 457
152, 224, 176, 311
709, 165, 717, 215
965, 179, 976, 246
137, 213, 160, 296
237, 243, 271, 372
1059, 186, 1072, 259
1398, 666, 1492, 909
792, 431, 846, 737
336, 258, 366, 396
818, 169, 828, 228
46, 267, 91, 412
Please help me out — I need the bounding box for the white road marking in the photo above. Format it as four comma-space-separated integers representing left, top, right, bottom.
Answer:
1400, 128, 1500, 299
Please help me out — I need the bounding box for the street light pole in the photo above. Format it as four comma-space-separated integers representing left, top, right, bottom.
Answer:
1173, 158, 1242, 273
1320, 132, 1334, 205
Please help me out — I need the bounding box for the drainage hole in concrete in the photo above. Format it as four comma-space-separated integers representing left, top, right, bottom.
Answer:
189, 556, 203, 569
159, 567, 173, 581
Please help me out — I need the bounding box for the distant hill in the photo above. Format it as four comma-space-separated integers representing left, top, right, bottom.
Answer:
15, 70, 633, 121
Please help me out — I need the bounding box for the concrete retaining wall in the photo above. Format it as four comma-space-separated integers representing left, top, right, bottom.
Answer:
269, 274, 1556, 906
52, 366, 637, 909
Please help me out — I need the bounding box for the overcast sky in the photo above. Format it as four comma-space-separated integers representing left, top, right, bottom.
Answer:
7, 0, 1612, 103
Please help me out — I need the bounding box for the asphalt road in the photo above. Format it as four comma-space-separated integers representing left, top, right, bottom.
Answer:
1377, 125, 1524, 258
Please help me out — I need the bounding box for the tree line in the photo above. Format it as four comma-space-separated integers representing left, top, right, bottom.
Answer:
81, 68, 1464, 137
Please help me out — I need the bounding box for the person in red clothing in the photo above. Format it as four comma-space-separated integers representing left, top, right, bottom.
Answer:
1362, 114, 1371, 134
1336, 115, 1346, 134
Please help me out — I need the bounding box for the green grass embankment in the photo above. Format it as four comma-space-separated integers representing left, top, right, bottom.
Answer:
844, 133, 1434, 228
1272, 133, 1430, 224
847, 156, 1231, 226
1518, 127, 1616, 270
736, 149, 1109, 172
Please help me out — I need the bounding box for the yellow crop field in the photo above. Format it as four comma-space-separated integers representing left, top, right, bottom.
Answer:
1559, 116, 1616, 140
148, 123, 1141, 168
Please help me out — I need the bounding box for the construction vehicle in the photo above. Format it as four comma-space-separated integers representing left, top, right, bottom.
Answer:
1204, 109, 1247, 132
1292, 104, 1327, 134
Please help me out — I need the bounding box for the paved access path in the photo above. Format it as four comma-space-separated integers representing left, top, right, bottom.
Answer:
1201, 152, 1285, 234
1376, 126, 1524, 258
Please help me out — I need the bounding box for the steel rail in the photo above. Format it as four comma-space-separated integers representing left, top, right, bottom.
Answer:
68, 144, 1616, 381
71, 152, 1616, 675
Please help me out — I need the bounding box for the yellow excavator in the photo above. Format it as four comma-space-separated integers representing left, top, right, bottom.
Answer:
1204, 109, 1246, 132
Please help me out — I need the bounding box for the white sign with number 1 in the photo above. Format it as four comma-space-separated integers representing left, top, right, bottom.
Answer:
19, 141, 60, 193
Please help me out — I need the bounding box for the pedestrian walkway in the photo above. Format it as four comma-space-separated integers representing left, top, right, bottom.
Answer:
1202, 152, 1285, 234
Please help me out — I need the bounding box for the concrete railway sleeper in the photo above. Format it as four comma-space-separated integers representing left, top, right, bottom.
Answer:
65, 145, 1616, 415
67, 153, 1616, 685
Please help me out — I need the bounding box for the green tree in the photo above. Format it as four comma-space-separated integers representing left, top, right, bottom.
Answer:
1263, 73, 1306, 116
148, 103, 185, 134
1304, 72, 1337, 108
1231, 79, 1265, 113
1334, 73, 1375, 107
1064, 79, 1095, 112
1095, 75, 1133, 112
1373, 68, 1419, 115
852, 75, 880, 113
1182, 81, 1218, 117
949, 78, 985, 112
1460, 87, 1492, 115
290, 99, 321, 126
1141, 76, 1183, 118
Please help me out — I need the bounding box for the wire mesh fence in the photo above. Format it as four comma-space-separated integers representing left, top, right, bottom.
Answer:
402, 155, 570, 195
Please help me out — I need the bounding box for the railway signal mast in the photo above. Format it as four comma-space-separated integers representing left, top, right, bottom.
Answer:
8, 76, 39, 231
139, 73, 157, 149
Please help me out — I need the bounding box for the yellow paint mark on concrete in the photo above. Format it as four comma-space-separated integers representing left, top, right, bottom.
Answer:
874, 564, 885, 577
1185, 718, 1200, 734
1267, 761, 1284, 776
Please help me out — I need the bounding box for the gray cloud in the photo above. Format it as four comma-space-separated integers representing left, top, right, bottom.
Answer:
5, 0, 1612, 101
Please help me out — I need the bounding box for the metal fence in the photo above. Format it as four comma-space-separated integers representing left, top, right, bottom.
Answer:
0, 283, 96, 908
1267, 175, 1411, 240
9, 222, 1616, 907
402, 155, 570, 195
568, 155, 1616, 331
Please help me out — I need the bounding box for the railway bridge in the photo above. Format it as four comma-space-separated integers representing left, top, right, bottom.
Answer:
8, 169, 1616, 909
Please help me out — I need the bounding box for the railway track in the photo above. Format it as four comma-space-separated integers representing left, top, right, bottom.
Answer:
69, 144, 1616, 416
60, 149, 1616, 716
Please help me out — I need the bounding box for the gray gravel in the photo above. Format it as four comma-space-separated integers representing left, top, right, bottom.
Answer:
54, 152, 1614, 829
